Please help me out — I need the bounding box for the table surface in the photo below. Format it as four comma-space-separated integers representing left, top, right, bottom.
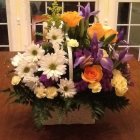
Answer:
0, 52, 140, 140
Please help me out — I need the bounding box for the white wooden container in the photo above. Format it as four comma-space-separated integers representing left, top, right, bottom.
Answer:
45, 105, 95, 125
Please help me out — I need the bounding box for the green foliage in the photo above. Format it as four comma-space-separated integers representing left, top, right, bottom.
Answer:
7, 84, 129, 128
90, 101, 105, 120
103, 34, 116, 47
32, 101, 53, 128
9, 84, 35, 105
47, 1, 62, 28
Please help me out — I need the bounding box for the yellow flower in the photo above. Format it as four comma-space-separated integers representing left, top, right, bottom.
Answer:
67, 39, 79, 47
11, 76, 21, 85
61, 11, 83, 27
45, 87, 58, 99
34, 86, 58, 99
112, 69, 121, 76
87, 23, 105, 40
111, 70, 128, 96
104, 29, 118, 43
34, 86, 46, 99
88, 82, 102, 93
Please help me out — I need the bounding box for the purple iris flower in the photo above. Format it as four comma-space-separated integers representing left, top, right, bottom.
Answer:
79, 3, 99, 20
113, 48, 133, 63
39, 75, 54, 87
101, 69, 113, 91
90, 33, 99, 60
97, 49, 113, 71
117, 29, 124, 42
90, 34, 113, 71
74, 49, 91, 68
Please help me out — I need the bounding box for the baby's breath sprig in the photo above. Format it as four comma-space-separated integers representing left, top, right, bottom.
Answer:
47, 0, 62, 28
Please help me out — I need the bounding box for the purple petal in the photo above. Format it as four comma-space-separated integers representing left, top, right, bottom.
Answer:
78, 5, 85, 16
74, 49, 83, 58
121, 54, 133, 63
117, 29, 124, 42
83, 48, 91, 56
74, 56, 85, 68
90, 33, 99, 59
39, 75, 54, 87
113, 49, 119, 60
90, 33, 98, 50
97, 49, 103, 60
78, 3, 99, 20
89, 10, 100, 16
75, 80, 88, 92
84, 3, 91, 19
119, 48, 128, 61
100, 58, 113, 71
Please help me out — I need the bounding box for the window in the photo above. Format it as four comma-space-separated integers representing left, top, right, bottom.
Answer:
107, 0, 140, 61
29, 0, 97, 42
116, 1, 140, 61
0, 0, 9, 51
5, 0, 140, 61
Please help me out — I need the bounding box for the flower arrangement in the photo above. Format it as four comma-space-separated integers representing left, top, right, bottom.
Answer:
9, 1, 133, 128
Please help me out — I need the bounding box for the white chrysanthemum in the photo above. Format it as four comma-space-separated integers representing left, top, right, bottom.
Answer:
46, 27, 64, 48
58, 79, 77, 98
23, 76, 40, 90
15, 61, 37, 78
25, 43, 45, 62
11, 52, 25, 67
67, 39, 79, 48
55, 48, 68, 63
38, 53, 67, 81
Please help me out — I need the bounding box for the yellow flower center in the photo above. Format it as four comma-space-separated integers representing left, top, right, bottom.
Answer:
32, 50, 38, 56
49, 63, 57, 70
64, 86, 68, 92
23, 67, 30, 73
52, 35, 57, 40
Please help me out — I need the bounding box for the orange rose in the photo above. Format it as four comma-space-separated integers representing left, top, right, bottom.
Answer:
82, 65, 103, 83
87, 23, 105, 40
61, 11, 83, 27
104, 29, 118, 43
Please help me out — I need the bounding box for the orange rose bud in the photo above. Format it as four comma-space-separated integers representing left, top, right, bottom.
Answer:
61, 12, 83, 27
82, 65, 103, 83
87, 23, 105, 40
104, 29, 118, 43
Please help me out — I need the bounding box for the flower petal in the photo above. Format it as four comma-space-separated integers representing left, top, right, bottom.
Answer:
74, 56, 85, 68
100, 58, 113, 71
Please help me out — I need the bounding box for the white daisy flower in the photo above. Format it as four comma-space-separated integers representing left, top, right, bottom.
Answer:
46, 27, 64, 49
25, 43, 45, 62
15, 61, 37, 78
11, 52, 25, 67
23, 76, 40, 90
38, 53, 67, 81
58, 79, 77, 98
55, 48, 68, 63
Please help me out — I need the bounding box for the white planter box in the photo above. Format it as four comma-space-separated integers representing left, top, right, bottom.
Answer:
45, 105, 95, 125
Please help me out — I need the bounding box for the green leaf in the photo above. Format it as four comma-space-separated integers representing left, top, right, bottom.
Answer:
103, 34, 116, 46
90, 101, 105, 120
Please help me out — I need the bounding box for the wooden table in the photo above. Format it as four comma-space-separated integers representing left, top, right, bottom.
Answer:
0, 52, 140, 140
